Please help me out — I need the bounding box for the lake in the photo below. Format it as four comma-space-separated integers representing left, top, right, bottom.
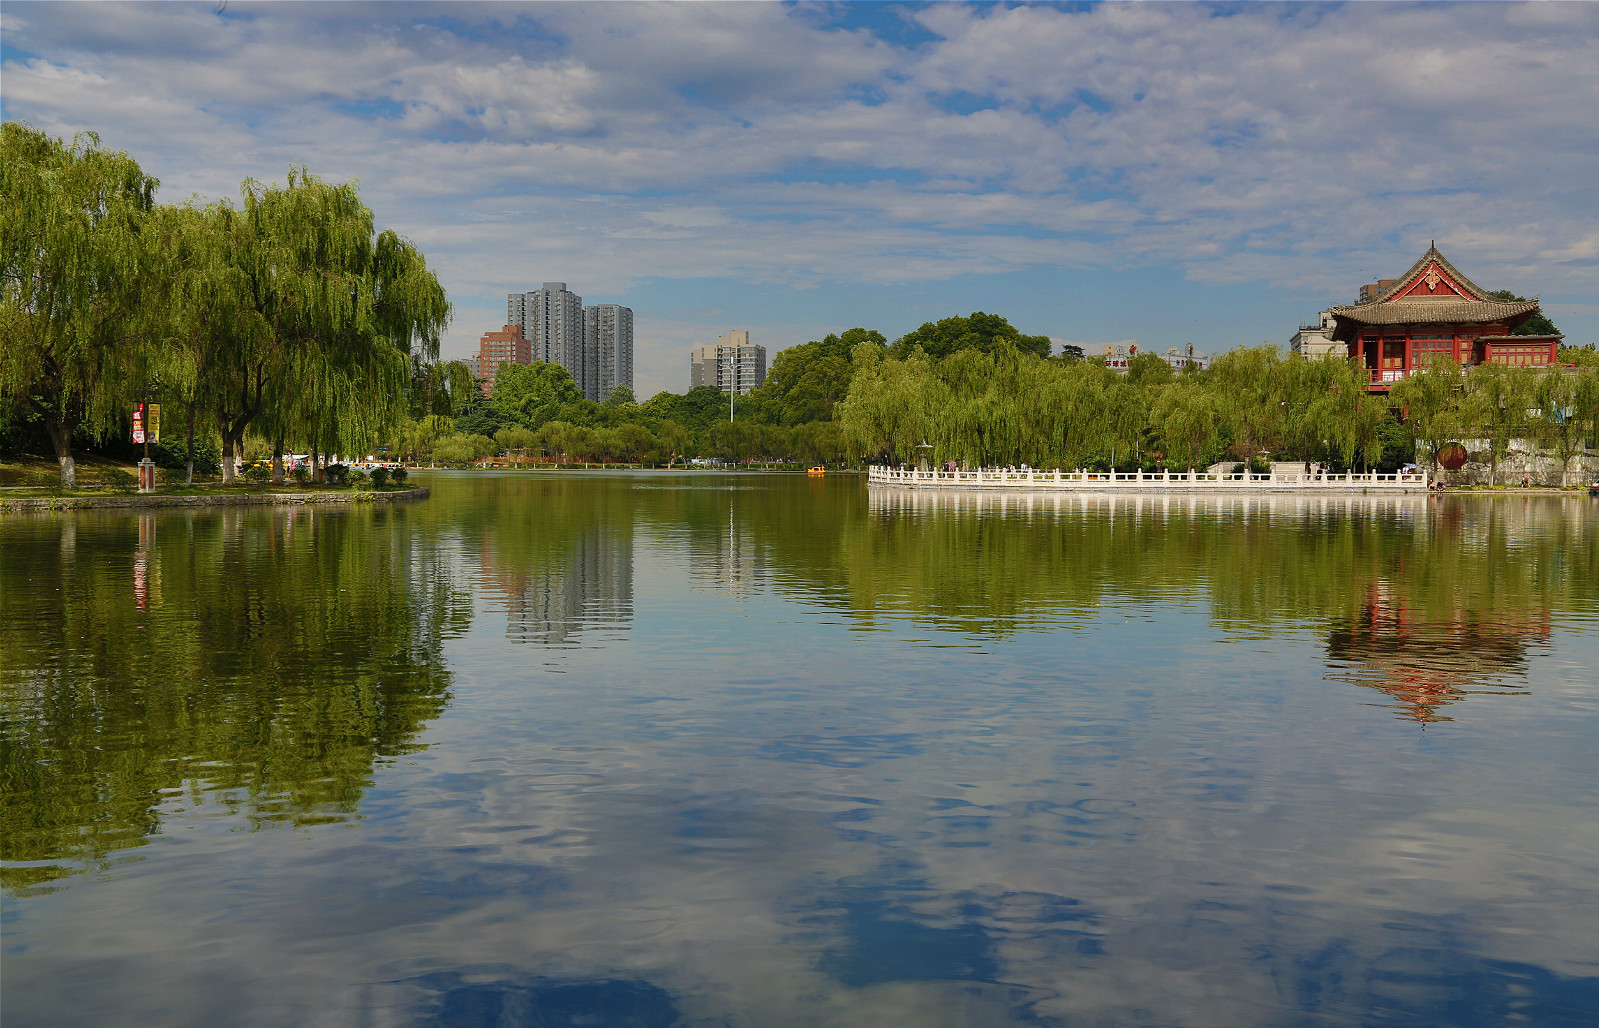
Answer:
3, 472, 1596, 1027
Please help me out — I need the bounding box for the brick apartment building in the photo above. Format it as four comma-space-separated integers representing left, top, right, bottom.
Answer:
478, 325, 531, 396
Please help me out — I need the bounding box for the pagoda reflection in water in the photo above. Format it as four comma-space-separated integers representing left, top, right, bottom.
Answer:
1325, 582, 1547, 722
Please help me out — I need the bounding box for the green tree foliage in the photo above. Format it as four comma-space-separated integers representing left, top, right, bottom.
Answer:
746, 327, 885, 425
1464, 362, 1537, 487
1207, 346, 1289, 463
1126, 351, 1176, 387
1152, 381, 1221, 471
839, 340, 1594, 480
1557, 343, 1598, 367
218, 167, 443, 484
1488, 290, 1560, 337
0, 124, 159, 487
409, 360, 477, 420
2, 125, 449, 486
489, 361, 585, 428
1389, 359, 1467, 474
890, 312, 1052, 360
1530, 365, 1599, 486
432, 432, 494, 465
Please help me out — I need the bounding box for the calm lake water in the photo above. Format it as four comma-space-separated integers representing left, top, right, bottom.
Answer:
3, 473, 1597, 1027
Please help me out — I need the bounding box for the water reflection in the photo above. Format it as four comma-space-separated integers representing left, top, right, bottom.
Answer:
3, 475, 1596, 1027
485, 529, 633, 646
1327, 583, 1546, 722
853, 486, 1594, 717
388, 970, 681, 1028
0, 506, 458, 893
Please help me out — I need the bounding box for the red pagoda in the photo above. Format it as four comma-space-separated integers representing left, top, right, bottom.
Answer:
1327, 245, 1560, 392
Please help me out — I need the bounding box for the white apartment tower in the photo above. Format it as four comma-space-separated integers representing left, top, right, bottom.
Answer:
508, 282, 585, 391
508, 284, 634, 402
690, 330, 767, 396
584, 304, 634, 402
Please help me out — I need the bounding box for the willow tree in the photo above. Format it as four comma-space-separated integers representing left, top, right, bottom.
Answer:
1153, 380, 1221, 471
213, 168, 446, 483
1390, 359, 1466, 475
1531, 366, 1599, 487
1042, 361, 1114, 469
1308, 357, 1387, 472
0, 124, 158, 487
1466, 362, 1537, 487
1209, 346, 1287, 464
148, 201, 258, 485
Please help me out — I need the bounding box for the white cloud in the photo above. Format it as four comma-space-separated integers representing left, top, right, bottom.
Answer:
3, 0, 1594, 386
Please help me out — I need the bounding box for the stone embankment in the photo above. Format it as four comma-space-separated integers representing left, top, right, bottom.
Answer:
0, 486, 429, 512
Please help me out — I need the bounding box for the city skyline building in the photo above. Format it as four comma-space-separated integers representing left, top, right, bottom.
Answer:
584, 304, 634, 401
476, 325, 530, 396
506, 283, 633, 402
690, 330, 767, 396
508, 281, 585, 394
1098, 342, 1208, 374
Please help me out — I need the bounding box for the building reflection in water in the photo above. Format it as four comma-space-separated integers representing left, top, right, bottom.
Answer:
482, 528, 634, 645
1326, 582, 1547, 722
689, 510, 766, 598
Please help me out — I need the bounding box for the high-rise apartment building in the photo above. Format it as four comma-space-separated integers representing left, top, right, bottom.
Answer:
508, 281, 585, 389
477, 325, 530, 396
584, 304, 634, 402
690, 330, 767, 396
507, 283, 633, 402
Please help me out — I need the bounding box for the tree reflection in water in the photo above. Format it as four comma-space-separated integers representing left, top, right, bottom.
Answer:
0, 506, 460, 893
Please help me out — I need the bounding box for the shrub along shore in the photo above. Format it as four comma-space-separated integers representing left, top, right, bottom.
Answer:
0, 485, 428, 512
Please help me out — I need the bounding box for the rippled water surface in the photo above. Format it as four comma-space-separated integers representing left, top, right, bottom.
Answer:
3, 473, 1597, 1027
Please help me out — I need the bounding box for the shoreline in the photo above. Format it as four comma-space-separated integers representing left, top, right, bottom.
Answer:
0, 486, 429, 512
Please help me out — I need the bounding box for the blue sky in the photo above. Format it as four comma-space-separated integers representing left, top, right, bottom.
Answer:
3, 1, 1595, 396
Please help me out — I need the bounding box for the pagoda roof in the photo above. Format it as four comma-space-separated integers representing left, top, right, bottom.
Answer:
1328, 245, 1540, 328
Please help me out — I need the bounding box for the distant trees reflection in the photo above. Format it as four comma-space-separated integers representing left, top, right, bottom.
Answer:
0, 507, 461, 893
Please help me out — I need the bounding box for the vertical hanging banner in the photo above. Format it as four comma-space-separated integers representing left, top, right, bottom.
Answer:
147, 403, 161, 443
132, 404, 146, 444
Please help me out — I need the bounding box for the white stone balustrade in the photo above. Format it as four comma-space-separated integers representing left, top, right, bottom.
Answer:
866, 466, 1431, 492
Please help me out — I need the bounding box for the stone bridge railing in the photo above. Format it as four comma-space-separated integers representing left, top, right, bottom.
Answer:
866, 466, 1430, 492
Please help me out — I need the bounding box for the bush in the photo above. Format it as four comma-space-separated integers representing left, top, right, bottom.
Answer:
241, 461, 270, 484
154, 434, 223, 476
104, 467, 136, 492
324, 463, 350, 487
390, 466, 408, 486
290, 465, 310, 485
369, 467, 390, 488
347, 468, 368, 488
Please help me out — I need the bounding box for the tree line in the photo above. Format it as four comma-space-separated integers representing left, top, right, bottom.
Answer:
8, 122, 1593, 482
1, 123, 449, 487
375, 306, 1598, 481
387, 316, 1060, 467
838, 341, 1599, 484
